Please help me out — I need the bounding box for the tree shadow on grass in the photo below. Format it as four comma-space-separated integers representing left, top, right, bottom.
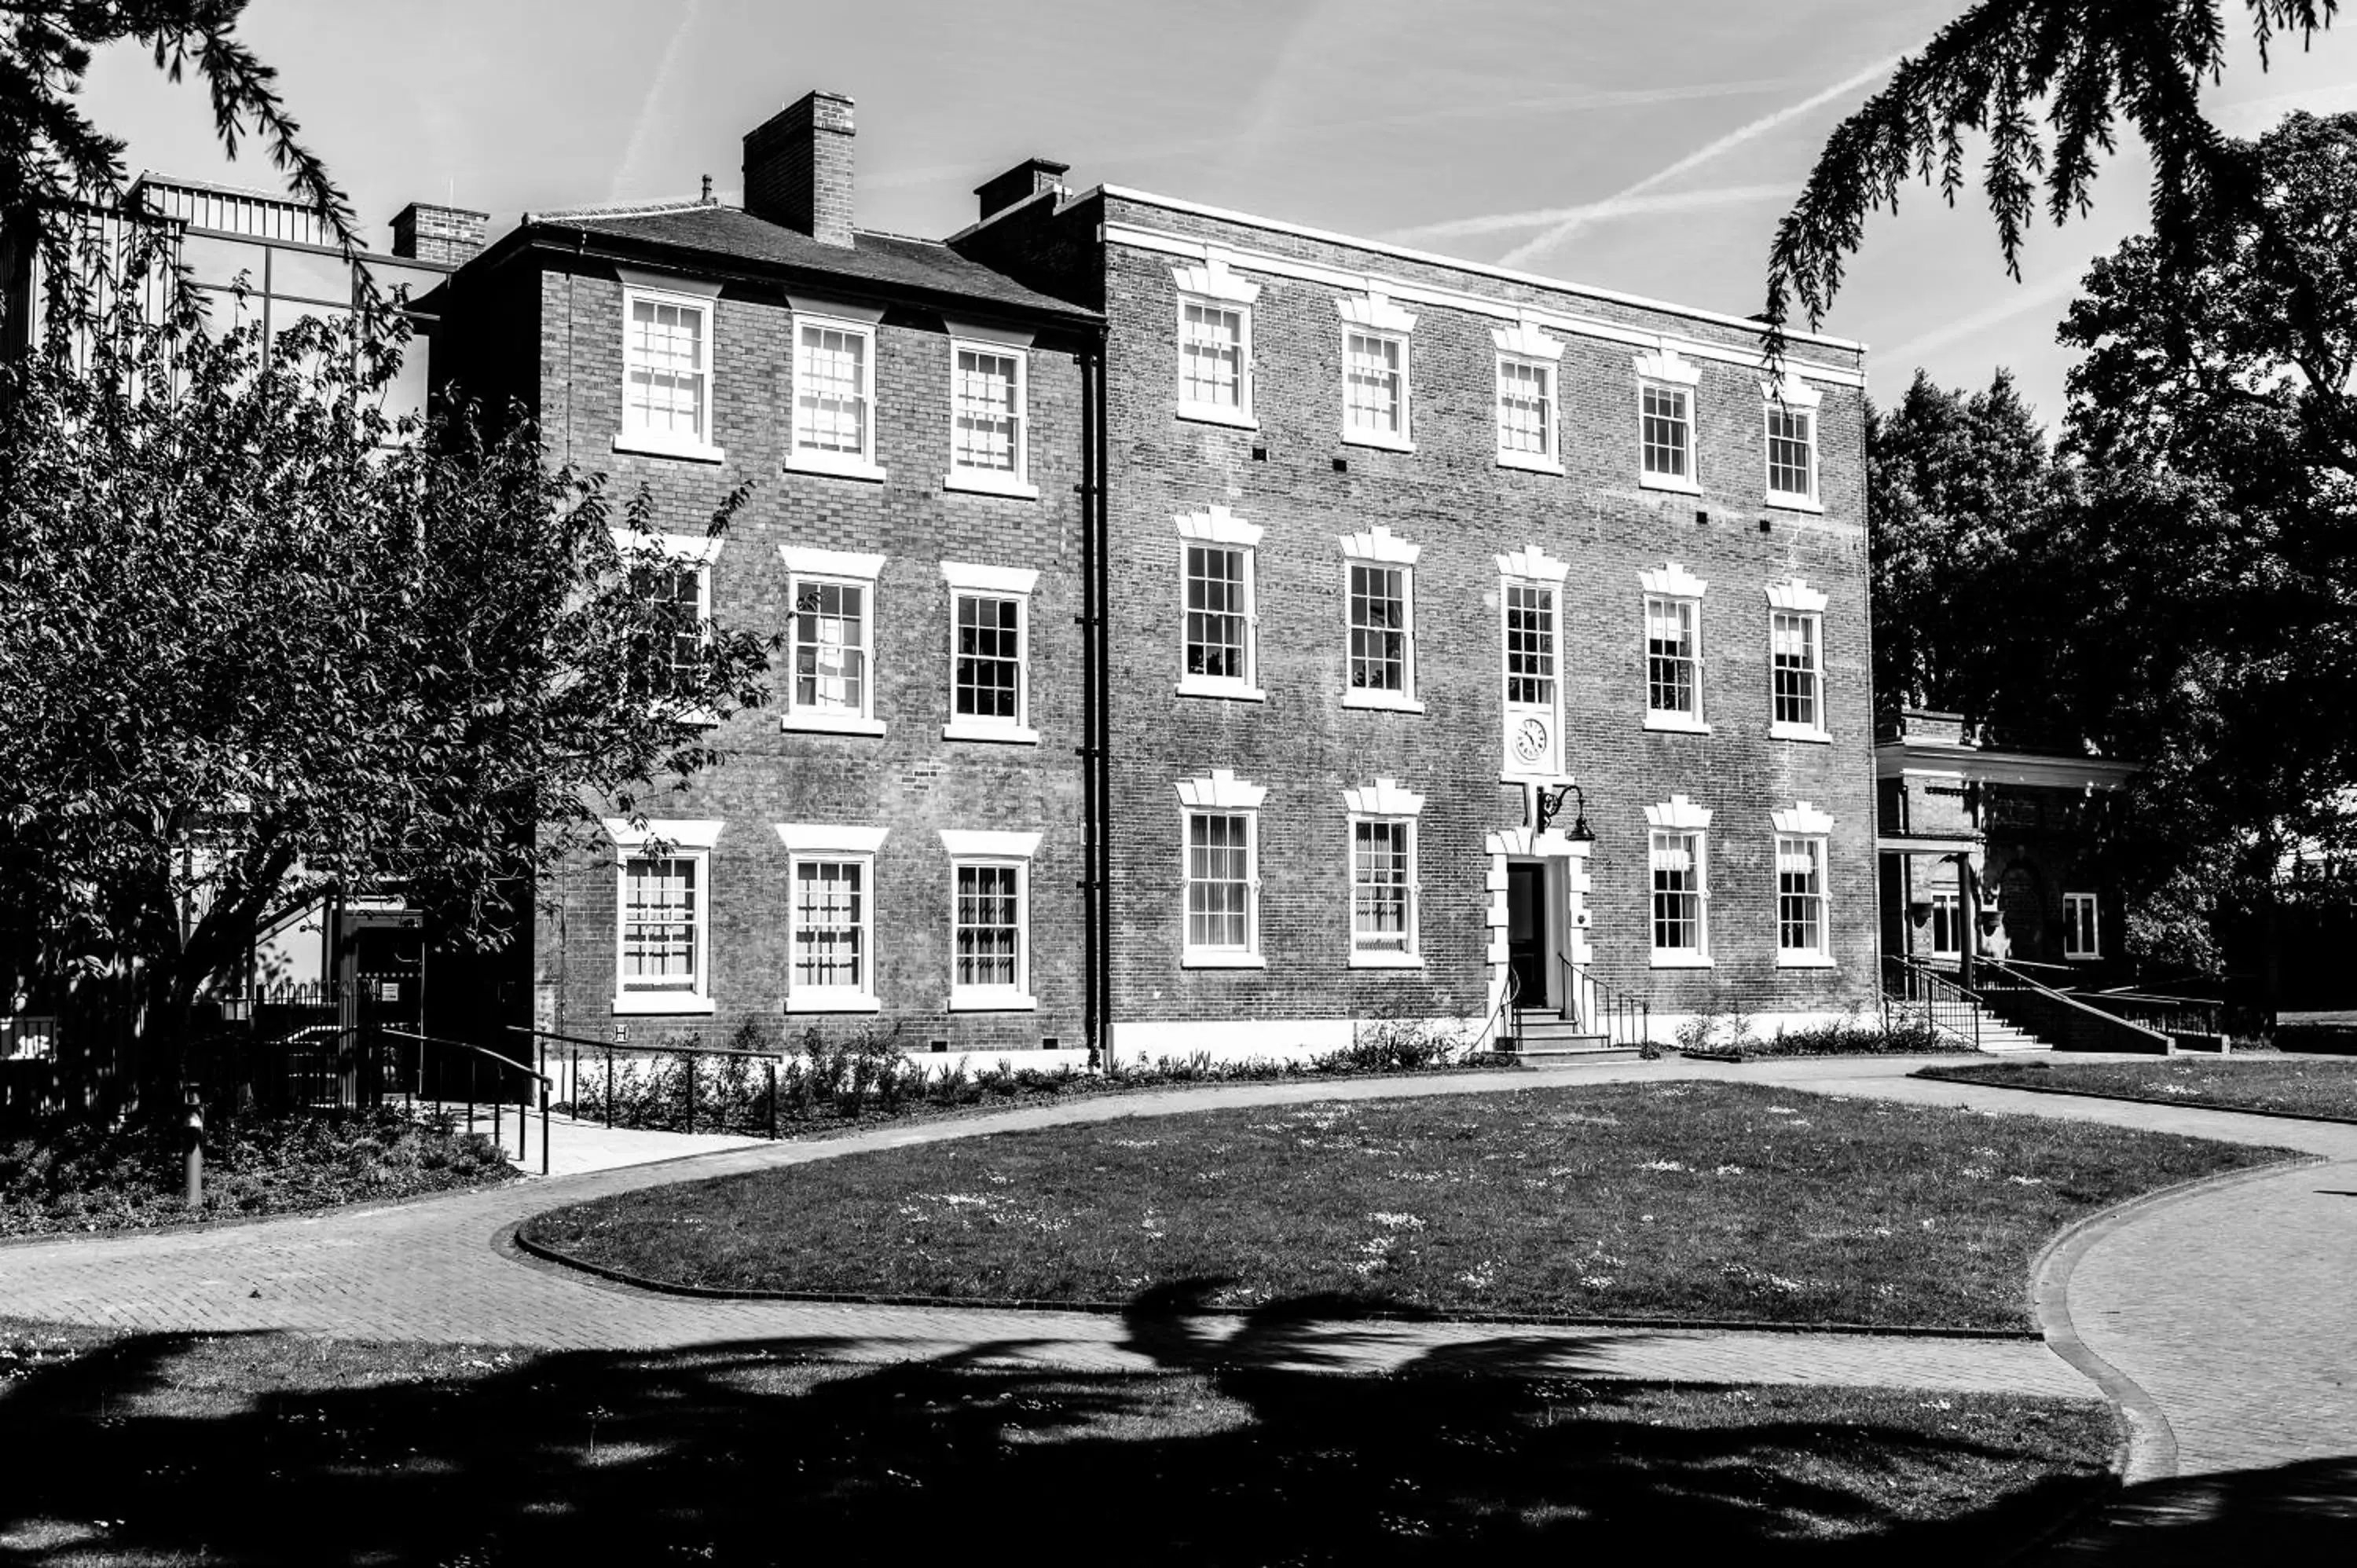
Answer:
0, 1301, 2116, 1566
2034, 1458, 2357, 1563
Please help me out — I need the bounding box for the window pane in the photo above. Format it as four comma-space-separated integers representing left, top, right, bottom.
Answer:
952, 348, 1021, 472
1352, 820, 1412, 952
1498, 358, 1552, 454
1650, 831, 1703, 953
1768, 406, 1814, 497
794, 580, 866, 713
793, 859, 865, 987
795, 323, 867, 452
955, 863, 1021, 988
1347, 564, 1406, 692
1772, 610, 1820, 727
1180, 302, 1243, 407
1186, 812, 1251, 949
1642, 383, 1689, 478
1344, 332, 1402, 434
1185, 545, 1248, 680
1647, 596, 1698, 715
955, 593, 1021, 720
1505, 584, 1556, 705
1777, 836, 1825, 955
626, 298, 706, 438
622, 856, 698, 988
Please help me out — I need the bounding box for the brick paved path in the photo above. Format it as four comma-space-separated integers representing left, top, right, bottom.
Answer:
6, 1057, 2353, 1485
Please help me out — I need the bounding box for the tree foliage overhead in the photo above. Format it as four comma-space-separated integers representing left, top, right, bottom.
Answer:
0, 273, 774, 1059
1767, 1, 2342, 335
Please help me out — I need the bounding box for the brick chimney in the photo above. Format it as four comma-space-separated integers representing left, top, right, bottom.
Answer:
390, 202, 489, 265
973, 157, 1069, 223
744, 90, 856, 247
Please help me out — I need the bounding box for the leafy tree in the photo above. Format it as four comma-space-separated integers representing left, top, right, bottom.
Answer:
1767, 1, 2344, 335
0, 275, 774, 1106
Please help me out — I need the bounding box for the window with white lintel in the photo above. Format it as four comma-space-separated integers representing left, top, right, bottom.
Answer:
604, 818, 724, 1014
616, 270, 724, 463
781, 546, 887, 737
777, 823, 889, 1013
1178, 771, 1264, 967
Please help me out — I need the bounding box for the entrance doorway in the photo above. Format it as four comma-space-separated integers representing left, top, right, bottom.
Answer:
1507, 861, 1552, 1009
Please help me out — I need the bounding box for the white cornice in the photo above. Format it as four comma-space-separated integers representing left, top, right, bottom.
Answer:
1640, 562, 1708, 599
779, 544, 885, 581
1336, 290, 1417, 333
1772, 801, 1836, 836
1644, 795, 1714, 830
938, 828, 1043, 859
774, 822, 890, 854
1874, 742, 2142, 789
1175, 504, 1262, 547
1765, 577, 1827, 613
940, 560, 1039, 595
1344, 778, 1426, 817
1175, 769, 1266, 810
1171, 253, 1260, 305
1496, 544, 1568, 583
1633, 345, 1702, 386
1340, 524, 1420, 565
1492, 320, 1563, 360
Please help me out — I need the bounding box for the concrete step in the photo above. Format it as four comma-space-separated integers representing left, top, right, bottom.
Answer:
1507, 1042, 1643, 1067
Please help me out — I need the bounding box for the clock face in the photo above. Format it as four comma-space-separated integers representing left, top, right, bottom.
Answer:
1512, 716, 1551, 763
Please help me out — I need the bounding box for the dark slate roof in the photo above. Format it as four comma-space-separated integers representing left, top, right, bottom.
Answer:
524, 203, 1094, 323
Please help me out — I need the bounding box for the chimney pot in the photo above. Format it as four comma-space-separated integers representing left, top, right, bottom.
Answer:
973, 157, 1070, 223
743, 90, 856, 246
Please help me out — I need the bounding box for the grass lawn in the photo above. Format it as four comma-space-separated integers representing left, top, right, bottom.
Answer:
1, 1108, 513, 1236
0, 1318, 2121, 1563
525, 1081, 2288, 1331
1919, 1055, 2357, 1120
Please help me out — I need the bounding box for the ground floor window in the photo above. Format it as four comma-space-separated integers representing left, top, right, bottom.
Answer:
1186, 811, 1257, 957
1929, 889, 1962, 958
2063, 892, 2100, 958
1650, 830, 1707, 958
791, 856, 872, 998
606, 818, 722, 1014
1351, 818, 1416, 958
1776, 835, 1829, 962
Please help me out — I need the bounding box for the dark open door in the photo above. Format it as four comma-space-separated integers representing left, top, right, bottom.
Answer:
1507, 862, 1549, 1008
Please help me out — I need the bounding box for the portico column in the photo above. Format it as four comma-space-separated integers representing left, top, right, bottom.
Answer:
1956, 852, 1979, 989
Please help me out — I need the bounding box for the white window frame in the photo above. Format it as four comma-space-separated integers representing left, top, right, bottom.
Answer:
1173, 256, 1259, 429
1497, 546, 1569, 782
603, 818, 723, 1015
780, 545, 887, 737
614, 270, 724, 463
1344, 779, 1424, 968
1175, 505, 1263, 702
786, 295, 886, 482
1762, 375, 1824, 512
613, 529, 723, 727
1646, 797, 1713, 967
1928, 889, 1963, 959
1635, 346, 1702, 494
2064, 892, 2101, 959
943, 319, 1039, 499
1177, 771, 1265, 968
941, 829, 1042, 1011
1772, 803, 1836, 968
1640, 562, 1710, 735
1767, 577, 1831, 742
1337, 292, 1416, 452
776, 823, 889, 1014
940, 561, 1039, 744
1341, 526, 1423, 713
1494, 321, 1565, 473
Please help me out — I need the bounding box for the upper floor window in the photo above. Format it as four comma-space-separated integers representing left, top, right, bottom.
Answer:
2064, 892, 2101, 958
1175, 506, 1263, 702
1345, 779, 1425, 968
1177, 771, 1266, 968
1497, 546, 1569, 779
1646, 796, 1713, 966
1173, 257, 1260, 428
780, 546, 887, 737
617, 272, 723, 463
1767, 578, 1831, 742
614, 529, 722, 725
944, 322, 1039, 498
1342, 526, 1421, 713
1635, 346, 1702, 493
1772, 804, 1836, 967
941, 561, 1039, 744
777, 823, 889, 1014
1336, 290, 1416, 449
603, 818, 724, 1015
1762, 376, 1823, 509
1641, 563, 1708, 733
1494, 321, 1565, 473
787, 296, 885, 481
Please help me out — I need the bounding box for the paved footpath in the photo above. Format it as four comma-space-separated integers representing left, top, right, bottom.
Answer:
5, 1057, 2354, 1493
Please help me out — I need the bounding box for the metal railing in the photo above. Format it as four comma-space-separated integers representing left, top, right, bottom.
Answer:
1975, 960, 2171, 1053
2077, 988, 2225, 1045
1468, 967, 1522, 1055
383, 1028, 552, 1175
1559, 955, 1652, 1050
1882, 954, 1981, 1051
509, 1025, 786, 1139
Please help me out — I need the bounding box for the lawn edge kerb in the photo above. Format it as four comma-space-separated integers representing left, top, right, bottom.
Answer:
503, 1221, 2042, 1339
1912, 1067, 2357, 1127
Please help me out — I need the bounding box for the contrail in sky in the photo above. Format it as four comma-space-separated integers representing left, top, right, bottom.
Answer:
1491, 53, 1904, 270
611, 0, 706, 204
1384, 184, 1791, 244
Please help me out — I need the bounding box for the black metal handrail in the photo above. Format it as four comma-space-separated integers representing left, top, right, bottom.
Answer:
1974, 960, 2172, 1053
382, 1028, 552, 1175
1882, 954, 1981, 1052
1558, 954, 1652, 1050
2073, 989, 2223, 1042
1469, 966, 1522, 1055
507, 1024, 785, 1139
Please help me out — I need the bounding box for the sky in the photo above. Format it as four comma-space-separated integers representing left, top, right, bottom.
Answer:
75, 0, 2357, 428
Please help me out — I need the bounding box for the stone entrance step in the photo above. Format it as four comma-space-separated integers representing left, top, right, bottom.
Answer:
1505, 1013, 1640, 1065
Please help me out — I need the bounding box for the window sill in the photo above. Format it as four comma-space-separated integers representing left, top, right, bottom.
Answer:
783, 712, 888, 738
942, 471, 1041, 500
613, 432, 726, 464
1649, 954, 1714, 969
1182, 951, 1266, 969
1644, 714, 1712, 735
1776, 954, 1838, 969
1765, 492, 1824, 515
1771, 724, 1832, 745
1497, 450, 1564, 475
1177, 405, 1258, 431
942, 721, 1040, 745
784, 451, 887, 484
613, 993, 717, 1016
1343, 690, 1424, 714
1640, 472, 1701, 496
1350, 951, 1424, 969
1175, 676, 1265, 702
948, 991, 1039, 1013
1340, 430, 1414, 453
785, 992, 882, 1015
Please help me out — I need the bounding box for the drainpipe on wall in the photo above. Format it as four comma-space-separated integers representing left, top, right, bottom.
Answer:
1081, 327, 1113, 1068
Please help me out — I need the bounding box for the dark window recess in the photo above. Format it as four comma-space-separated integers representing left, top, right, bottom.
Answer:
929, 1039, 949, 1053
1759, 518, 1772, 533
1332, 456, 1348, 472
1041, 1037, 1060, 1051
1252, 445, 1268, 461
1694, 508, 1709, 526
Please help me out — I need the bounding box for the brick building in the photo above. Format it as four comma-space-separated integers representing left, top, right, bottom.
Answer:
450, 89, 1879, 1063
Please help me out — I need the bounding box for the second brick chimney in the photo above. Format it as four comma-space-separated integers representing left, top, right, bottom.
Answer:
390, 201, 489, 265
743, 90, 855, 247
974, 157, 1069, 223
